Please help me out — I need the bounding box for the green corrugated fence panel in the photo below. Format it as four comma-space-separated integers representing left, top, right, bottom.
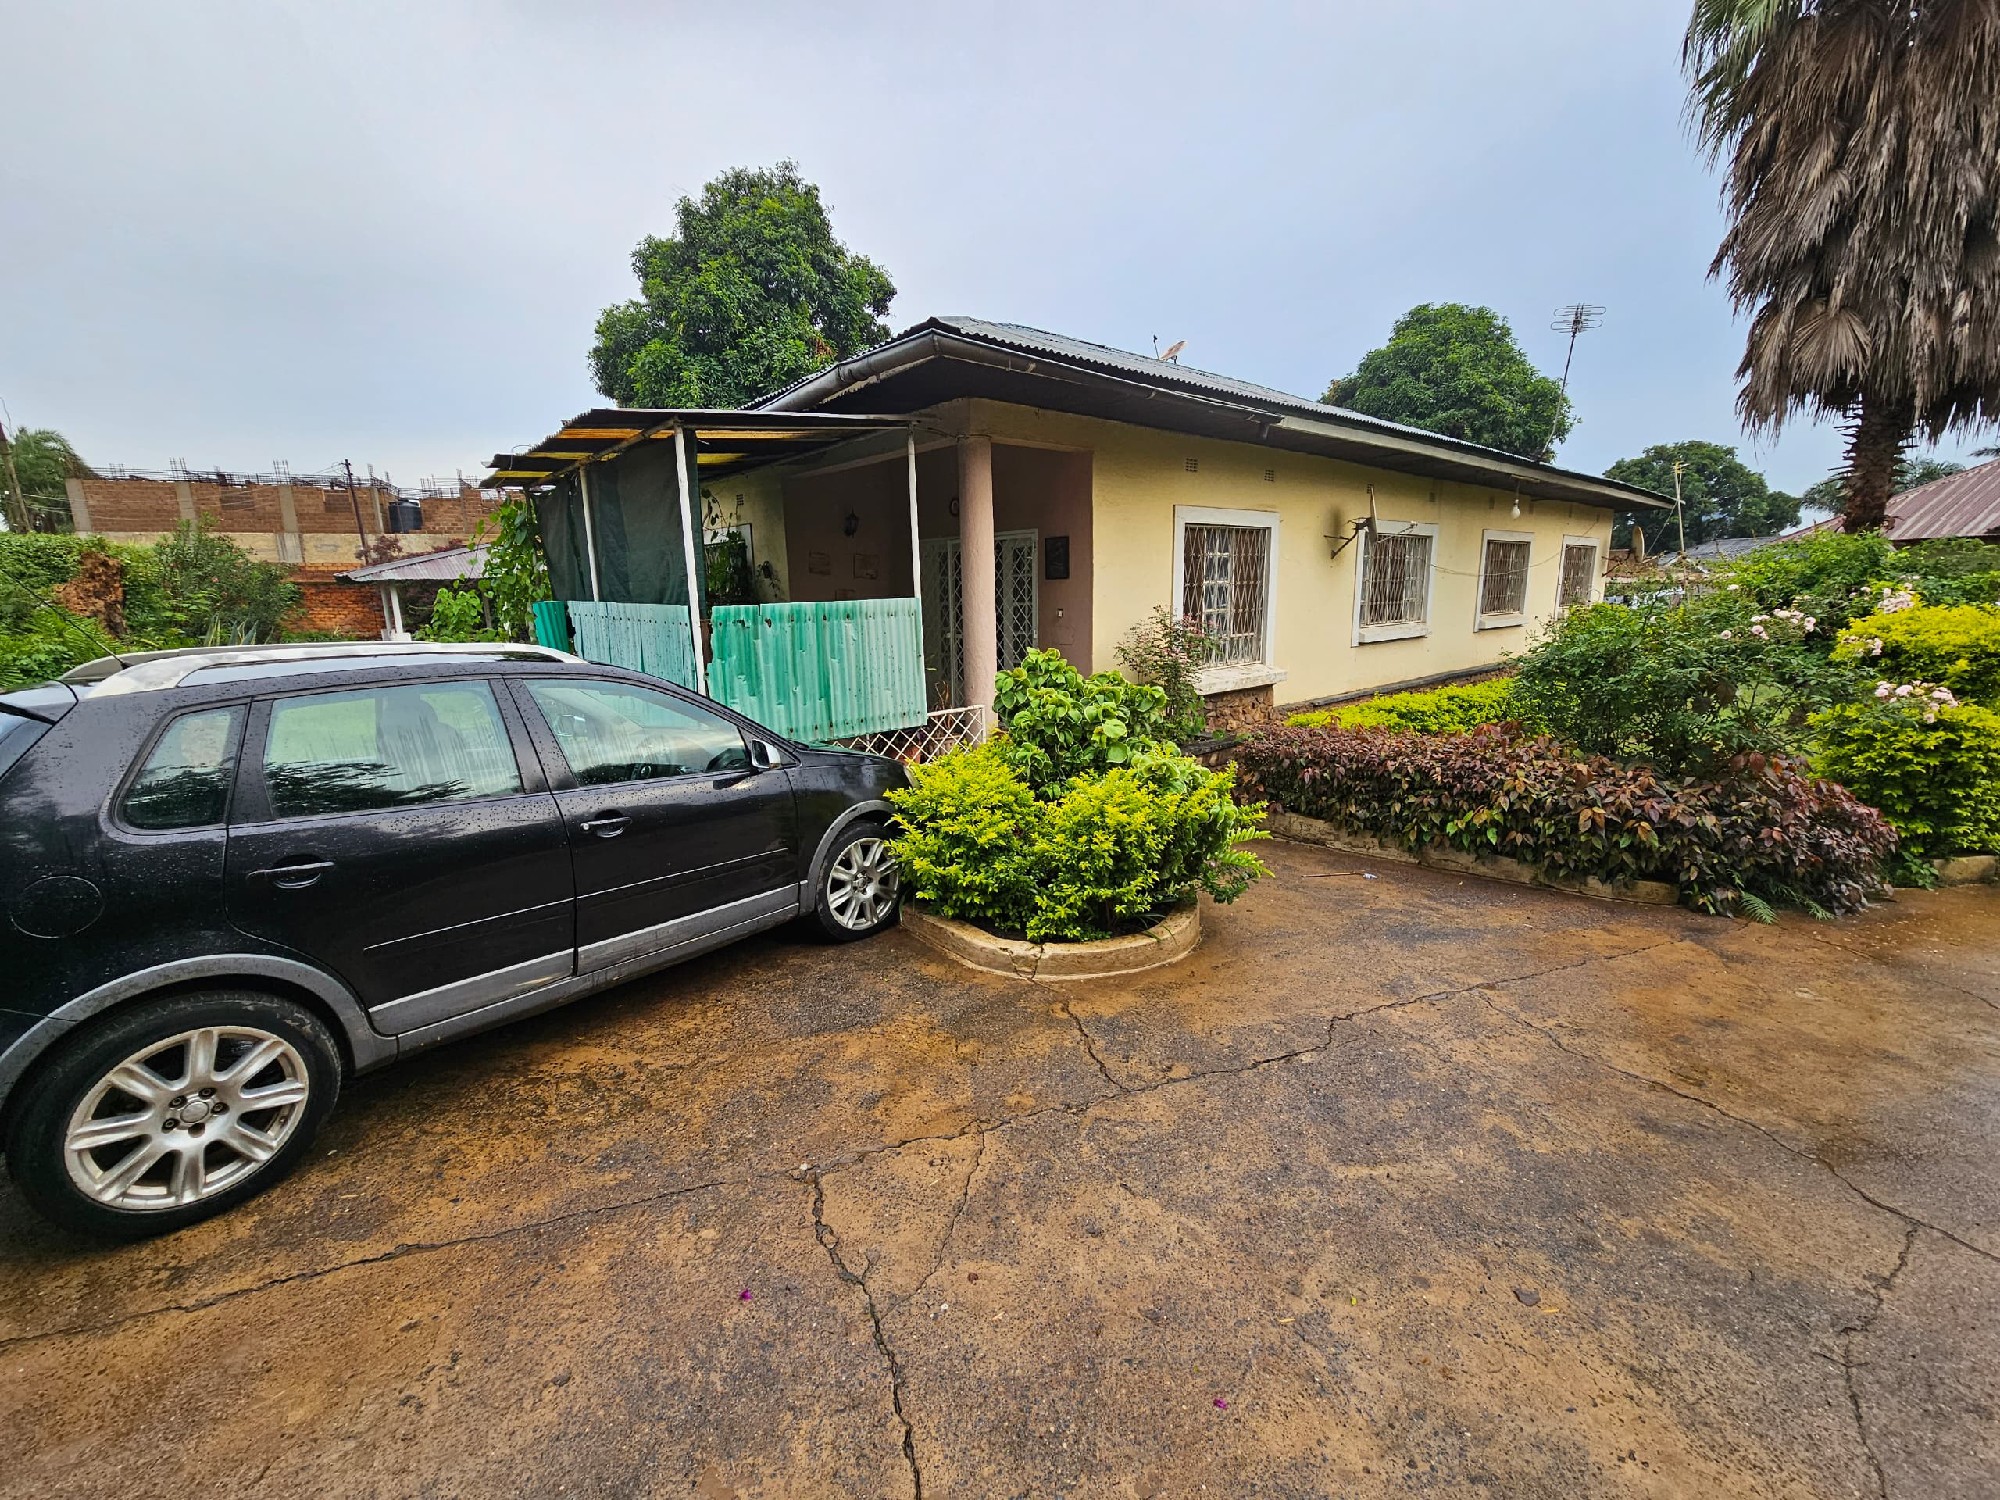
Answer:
530, 600, 570, 652
709, 599, 926, 742
566, 601, 698, 689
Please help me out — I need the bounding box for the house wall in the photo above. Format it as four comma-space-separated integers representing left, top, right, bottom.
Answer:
703, 467, 792, 604
965, 400, 1614, 706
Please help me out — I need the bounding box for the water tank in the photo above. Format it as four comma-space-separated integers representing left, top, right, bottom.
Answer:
385, 498, 423, 534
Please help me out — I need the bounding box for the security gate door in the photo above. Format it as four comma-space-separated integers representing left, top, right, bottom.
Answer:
921, 530, 1038, 706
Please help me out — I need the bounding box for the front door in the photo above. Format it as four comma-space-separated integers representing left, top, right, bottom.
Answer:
921, 530, 1038, 704
225, 678, 575, 1035
512, 676, 799, 974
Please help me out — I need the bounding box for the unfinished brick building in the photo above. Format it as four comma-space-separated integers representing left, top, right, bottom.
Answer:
62, 466, 504, 635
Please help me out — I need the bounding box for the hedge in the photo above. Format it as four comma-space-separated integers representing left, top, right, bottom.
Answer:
1236, 722, 1896, 916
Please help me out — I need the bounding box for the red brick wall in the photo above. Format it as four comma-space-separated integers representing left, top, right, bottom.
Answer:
75, 477, 504, 541
290, 570, 385, 638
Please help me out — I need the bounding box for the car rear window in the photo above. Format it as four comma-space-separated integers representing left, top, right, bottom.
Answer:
0, 713, 51, 785
261, 681, 521, 818
120, 706, 246, 830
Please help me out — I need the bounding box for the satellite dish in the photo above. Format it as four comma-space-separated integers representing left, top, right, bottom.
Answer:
1161, 339, 1186, 364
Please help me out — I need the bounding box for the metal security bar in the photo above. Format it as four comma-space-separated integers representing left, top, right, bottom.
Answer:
1360, 530, 1432, 627
1182, 524, 1271, 664
1480, 540, 1532, 616
1558, 542, 1597, 607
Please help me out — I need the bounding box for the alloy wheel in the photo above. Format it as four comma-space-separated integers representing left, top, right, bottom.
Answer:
826, 835, 899, 932
62, 1026, 311, 1212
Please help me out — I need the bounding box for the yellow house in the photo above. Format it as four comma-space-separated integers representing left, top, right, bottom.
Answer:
734, 317, 1668, 719
486, 318, 1669, 739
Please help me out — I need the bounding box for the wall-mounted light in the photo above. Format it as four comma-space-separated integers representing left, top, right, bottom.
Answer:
842, 510, 860, 537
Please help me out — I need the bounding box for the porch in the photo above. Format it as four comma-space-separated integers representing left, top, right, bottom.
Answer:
483, 412, 1093, 752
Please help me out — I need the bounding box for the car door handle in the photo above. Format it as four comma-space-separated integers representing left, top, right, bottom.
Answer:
578, 814, 630, 838
251, 859, 335, 889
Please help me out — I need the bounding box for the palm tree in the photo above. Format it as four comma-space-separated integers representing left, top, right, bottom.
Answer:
1686, 0, 2000, 530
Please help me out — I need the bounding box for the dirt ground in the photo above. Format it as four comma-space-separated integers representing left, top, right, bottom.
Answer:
2, 839, 1996, 1499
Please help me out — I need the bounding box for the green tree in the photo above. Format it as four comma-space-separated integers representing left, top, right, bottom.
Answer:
1686, 1, 2000, 531
1323, 303, 1573, 459
131, 520, 300, 643
1606, 441, 1800, 552
589, 162, 896, 408
1, 427, 92, 532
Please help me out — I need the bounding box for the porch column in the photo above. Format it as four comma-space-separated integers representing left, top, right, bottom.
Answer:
957, 435, 998, 722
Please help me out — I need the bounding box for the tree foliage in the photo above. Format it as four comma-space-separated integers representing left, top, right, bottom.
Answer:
3, 428, 92, 532
1685, 0, 2000, 528
589, 162, 896, 408
1324, 303, 1573, 459
1605, 440, 1800, 551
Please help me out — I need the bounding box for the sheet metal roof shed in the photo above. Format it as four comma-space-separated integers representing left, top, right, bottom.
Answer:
480, 409, 913, 489
1886, 458, 2000, 541
340, 543, 488, 583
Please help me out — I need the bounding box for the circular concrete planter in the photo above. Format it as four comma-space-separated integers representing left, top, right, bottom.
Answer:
899, 902, 1200, 981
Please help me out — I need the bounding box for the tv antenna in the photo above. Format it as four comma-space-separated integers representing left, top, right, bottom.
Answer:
1550, 304, 1605, 400
1152, 336, 1186, 364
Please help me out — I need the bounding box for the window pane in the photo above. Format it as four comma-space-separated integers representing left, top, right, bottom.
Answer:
122, 707, 243, 830
1559, 544, 1597, 607
1181, 524, 1271, 664
525, 679, 750, 785
1361, 531, 1431, 627
1481, 540, 1531, 616
263, 682, 521, 819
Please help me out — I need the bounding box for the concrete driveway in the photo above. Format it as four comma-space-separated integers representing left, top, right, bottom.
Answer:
2, 840, 1996, 1498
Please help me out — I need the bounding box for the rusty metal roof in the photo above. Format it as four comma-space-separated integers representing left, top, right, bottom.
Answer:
1887, 458, 2000, 541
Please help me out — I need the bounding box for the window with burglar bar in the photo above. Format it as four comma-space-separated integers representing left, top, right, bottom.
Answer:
1359, 529, 1432, 630
1558, 542, 1597, 608
1182, 523, 1271, 664
1479, 537, 1532, 619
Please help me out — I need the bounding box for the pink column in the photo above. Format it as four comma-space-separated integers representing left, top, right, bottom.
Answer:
957, 435, 998, 722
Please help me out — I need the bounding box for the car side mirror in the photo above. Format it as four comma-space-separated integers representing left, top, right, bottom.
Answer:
751, 740, 785, 770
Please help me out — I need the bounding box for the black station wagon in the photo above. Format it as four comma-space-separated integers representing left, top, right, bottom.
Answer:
0, 643, 907, 1236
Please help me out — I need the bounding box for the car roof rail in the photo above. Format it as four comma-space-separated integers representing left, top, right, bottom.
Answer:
68, 641, 587, 695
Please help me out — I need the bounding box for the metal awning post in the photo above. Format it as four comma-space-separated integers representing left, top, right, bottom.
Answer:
672, 425, 709, 696
578, 464, 603, 601
906, 428, 923, 632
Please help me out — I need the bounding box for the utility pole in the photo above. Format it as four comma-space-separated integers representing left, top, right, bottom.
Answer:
0, 420, 31, 533
341, 458, 370, 559
1671, 460, 1689, 560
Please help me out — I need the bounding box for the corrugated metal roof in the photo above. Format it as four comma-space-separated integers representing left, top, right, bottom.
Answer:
342, 543, 488, 583
753, 315, 1669, 512
1887, 458, 2000, 541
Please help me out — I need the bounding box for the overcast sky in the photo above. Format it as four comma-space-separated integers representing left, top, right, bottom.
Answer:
4, 0, 1990, 495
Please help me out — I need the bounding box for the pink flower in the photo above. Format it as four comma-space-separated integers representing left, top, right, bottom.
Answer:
1718, 630, 1733, 640
1213, 1398, 1229, 1410
1875, 684, 1893, 698
1894, 684, 1913, 697
1750, 624, 1767, 638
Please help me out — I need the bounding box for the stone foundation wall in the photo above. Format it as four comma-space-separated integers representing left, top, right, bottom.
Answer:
1201, 683, 1277, 733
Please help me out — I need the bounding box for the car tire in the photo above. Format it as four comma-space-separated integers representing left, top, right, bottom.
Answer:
4, 990, 341, 1239
811, 820, 902, 942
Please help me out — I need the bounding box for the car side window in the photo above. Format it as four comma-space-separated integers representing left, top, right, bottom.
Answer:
524, 678, 751, 786
261, 681, 522, 819
120, 705, 245, 830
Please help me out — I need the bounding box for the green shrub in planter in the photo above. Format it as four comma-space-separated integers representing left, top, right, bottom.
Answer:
990, 647, 1176, 788
1834, 602, 2000, 706
1811, 690, 2000, 861
1287, 677, 1520, 734
889, 745, 1265, 943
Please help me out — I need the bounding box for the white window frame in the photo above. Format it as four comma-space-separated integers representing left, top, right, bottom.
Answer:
1172, 505, 1281, 682
1352, 520, 1438, 645
1474, 528, 1535, 632
1558, 535, 1601, 609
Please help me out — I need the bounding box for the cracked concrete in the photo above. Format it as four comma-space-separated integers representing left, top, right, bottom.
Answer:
1, 839, 1996, 1497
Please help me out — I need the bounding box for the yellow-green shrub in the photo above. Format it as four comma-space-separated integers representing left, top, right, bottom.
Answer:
1287, 677, 1520, 734
1811, 692, 2000, 860
1834, 602, 2000, 706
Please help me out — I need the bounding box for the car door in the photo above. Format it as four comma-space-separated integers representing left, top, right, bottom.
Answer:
224, 676, 575, 1035
511, 675, 798, 975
